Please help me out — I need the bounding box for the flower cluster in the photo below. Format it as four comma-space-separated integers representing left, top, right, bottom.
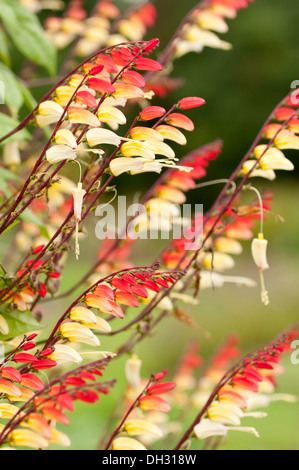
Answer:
182, 328, 298, 448
107, 360, 176, 450
0, 351, 115, 449
44, 0, 157, 57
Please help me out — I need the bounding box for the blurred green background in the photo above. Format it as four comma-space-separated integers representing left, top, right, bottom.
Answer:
10, 0, 299, 450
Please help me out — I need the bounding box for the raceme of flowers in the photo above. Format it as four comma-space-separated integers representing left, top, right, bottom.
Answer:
0, 0, 298, 452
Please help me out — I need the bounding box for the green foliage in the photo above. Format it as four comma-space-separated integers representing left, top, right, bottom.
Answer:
0, 112, 31, 142
20, 210, 50, 239
0, 308, 43, 341
0, 0, 56, 76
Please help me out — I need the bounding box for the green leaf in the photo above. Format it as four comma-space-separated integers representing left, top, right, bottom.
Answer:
0, 0, 56, 76
20, 210, 50, 239
0, 309, 43, 341
0, 166, 21, 182
16, 80, 37, 111
2, 220, 20, 233
0, 165, 21, 196
0, 112, 31, 143
0, 62, 23, 112
0, 28, 10, 66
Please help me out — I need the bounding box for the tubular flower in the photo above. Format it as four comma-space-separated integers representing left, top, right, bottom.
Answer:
9, 429, 49, 450
130, 127, 164, 143
97, 106, 127, 126
121, 142, 155, 160
251, 233, 270, 306
54, 129, 77, 148
36, 101, 64, 127
72, 183, 87, 260
46, 145, 77, 164
242, 160, 276, 181
60, 322, 100, 347
124, 420, 163, 438
49, 344, 83, 365
67, 107, 101, 127
254, 145, 294, 172
112, 437, 147, 450
156, 125, 187, 146
86, 128, 121, 147
140, 106, 166, 121
188, 329, 298, 447
3, 141, 21, 167
0, 315, 9, 335
125, 355, 142, 390
112, 83, 144, 100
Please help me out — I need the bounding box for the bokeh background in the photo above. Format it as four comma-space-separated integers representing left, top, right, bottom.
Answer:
11, 0, 299, 450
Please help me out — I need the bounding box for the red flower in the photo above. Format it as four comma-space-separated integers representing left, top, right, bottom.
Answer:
1, 367, 22, 383
143, 38, 160, 52
139, 395, 171, 412
135, 57, 163, 71
22, 342, 36, 351
140, 106, 166, 121
32, 359, 57, 370
148, 382, 176, 395
14, 353, 38, 363
178, 97, 206, 110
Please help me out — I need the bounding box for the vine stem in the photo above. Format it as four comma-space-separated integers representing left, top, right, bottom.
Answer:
104, 376, 154, 450
0, 41, 148, 145
43, 262, 161, 350
0, 357, 114, 445
173, 330, 293, 450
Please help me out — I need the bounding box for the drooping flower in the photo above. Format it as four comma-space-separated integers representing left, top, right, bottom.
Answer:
60, 322, 100, 347
36, 101, 64, 127
86, 128, 121, 147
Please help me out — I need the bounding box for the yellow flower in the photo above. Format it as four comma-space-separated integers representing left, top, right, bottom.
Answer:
118, 19, 145, 41
0, 314, 9, 335
113, 82, 144, 100
125, 355, 142, 389
97, 106, 127, 125
112, 437, 146, 450
242, 160, 276, 180
50, 428, 71, 447
121, 142, 155, 160
55, 129, 77, 148
70, 306, 97, 324
156, 125, 187, 145
214, 237, 243, 255
196, 11, 229, 33
130, 127, 164, 142
208, 402, 243, 426
3, 142, 21, 167
251, 235, 269, 272
274, 130, 299, 150
254, 145, 294, 171
60, 322, 100, 347
185, 25, 232, 50
86, 128, 121, 147
36, 100, 64, 127
46, 145, 77, 164
0, 404, 20, 420
49, 344, 83, 365
67, 107, 101, 128
203, 252, 235, 272
10, 429, 49, 449
82, 316, 112, 334
156, 185, 186, 204
194, 419, 228, 440
0, 379, 21, 398
146, 141, 175, 159
8, 386, 34, 402
124, 420, 163, 438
